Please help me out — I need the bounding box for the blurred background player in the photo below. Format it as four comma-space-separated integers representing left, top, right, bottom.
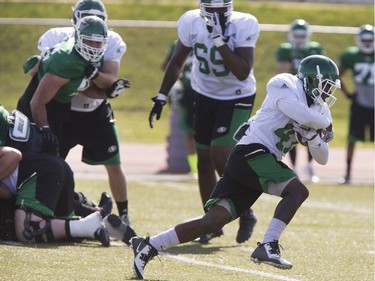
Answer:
157, 40, 197, 176
337, 24, 374, 184
275, 19, 325, 183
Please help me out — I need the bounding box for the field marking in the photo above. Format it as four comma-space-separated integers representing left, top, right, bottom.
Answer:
160, 251, 301, 281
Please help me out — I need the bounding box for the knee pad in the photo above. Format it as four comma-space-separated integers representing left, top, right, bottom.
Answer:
23, 210, 55, 242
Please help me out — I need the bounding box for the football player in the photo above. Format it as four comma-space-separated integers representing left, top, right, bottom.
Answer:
337, 24, 374, 184
149, 0, 259, 244
0, 105, 136, 245
0, 105, 109, 245
275, 19, 326, 183
17, 15, 108, 154
130, 55, 340, 279
28, 0, 132, 225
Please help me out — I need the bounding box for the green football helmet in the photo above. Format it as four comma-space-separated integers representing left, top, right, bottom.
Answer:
356, 24, 374, 54
288, 19, 311, 50
200, 0, 233, 24
74, 15, 108, 62
72, 0, 107, 26
297, 55, 341, 108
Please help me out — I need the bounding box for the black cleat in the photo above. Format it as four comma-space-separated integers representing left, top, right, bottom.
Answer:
195, 229, 224, 244
98, 192, 113, 218
236, 210, 257, 243
94, 226, 110, 247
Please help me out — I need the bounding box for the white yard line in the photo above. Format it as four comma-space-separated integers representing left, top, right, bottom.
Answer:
160, 251, 302, 281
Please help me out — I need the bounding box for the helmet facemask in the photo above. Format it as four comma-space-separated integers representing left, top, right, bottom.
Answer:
356, 25, 374, 54
200, 0, 233, 27
304, 65, 340, 108
75, 16, 108, 63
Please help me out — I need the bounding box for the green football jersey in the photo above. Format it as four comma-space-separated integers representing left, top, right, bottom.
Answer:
0, 106, 9, 146
338, 46, 374, 108
37, 37, 91, 103
275, 41, 325, 74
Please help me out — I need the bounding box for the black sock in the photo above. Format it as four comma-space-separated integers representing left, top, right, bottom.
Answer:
116, 201, 128, 216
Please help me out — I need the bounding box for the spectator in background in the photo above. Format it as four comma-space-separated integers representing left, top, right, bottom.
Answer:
337, 24, 374, 184
148, 0, 259, 244
275, 19, 325, 183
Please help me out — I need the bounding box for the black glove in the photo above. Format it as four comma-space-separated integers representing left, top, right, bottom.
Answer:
84, 64, 99, 80
148, 95, 167, 128
105, 78, 131, 99
40, 126, 59, 155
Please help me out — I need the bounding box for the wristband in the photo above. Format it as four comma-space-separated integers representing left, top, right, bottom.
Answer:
213, 37, 225, 48
157, 93, 167, 101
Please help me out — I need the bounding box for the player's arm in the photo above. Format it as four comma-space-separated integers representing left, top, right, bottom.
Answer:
30, 73, 69, 128
215, 46, 254, 81
87, 60, 119, 90
338, 65, 354, 99
159, 40, 192, 96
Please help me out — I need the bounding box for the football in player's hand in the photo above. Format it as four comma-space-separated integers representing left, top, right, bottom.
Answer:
295, 129, 322, 146
295, 131, 308, 146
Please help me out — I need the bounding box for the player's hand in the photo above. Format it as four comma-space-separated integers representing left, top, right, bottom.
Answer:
149, 94, 167, 128
206, 12, 225, 39
40, 126, 59, 155
105, 78, 130, 99
293, 122, 318, 142
321, 123, 334, 143
84, 63, 99, 80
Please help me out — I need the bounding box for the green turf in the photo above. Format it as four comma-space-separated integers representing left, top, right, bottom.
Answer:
1, 178, 373, 281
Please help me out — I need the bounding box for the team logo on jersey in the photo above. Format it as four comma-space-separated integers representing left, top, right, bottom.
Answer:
107, 145, 118, 153
217, 126, 227, 133
281, 83, 289, 89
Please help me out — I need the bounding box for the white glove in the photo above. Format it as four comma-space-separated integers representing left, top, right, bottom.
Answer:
321, 127, 334, 143
206, 12, 224, 39
293, 122, 318, 142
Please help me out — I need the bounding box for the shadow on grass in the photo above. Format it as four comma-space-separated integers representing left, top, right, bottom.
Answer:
164, 241, 236, 255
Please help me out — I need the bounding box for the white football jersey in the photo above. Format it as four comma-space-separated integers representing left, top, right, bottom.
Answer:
38, 27, 126, 112
177, 9, 259, 100
238, 73, 332, 160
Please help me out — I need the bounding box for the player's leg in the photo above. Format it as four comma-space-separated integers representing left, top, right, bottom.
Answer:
212, 95, 257, 244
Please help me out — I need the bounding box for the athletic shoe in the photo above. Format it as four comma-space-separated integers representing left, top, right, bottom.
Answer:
195, 229, 224, 244
130, 236, 159, 280
338, 175, 351, 185
120, 214, 131, 226
305, 163, 320, 183
94, 226, 110, 247
236, 210, 257, 243
98, 192, 113, 218
251, 240, 292, 269
104, 214, 137, 246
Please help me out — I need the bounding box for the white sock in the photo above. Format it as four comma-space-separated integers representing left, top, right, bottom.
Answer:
262, 218, 287, 244
69, 211, 102, 239
149, 227, 180, 251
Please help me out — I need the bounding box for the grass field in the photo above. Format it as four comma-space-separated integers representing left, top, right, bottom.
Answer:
1, 178, 373, 281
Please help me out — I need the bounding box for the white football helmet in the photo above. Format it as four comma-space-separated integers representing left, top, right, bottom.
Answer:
200, 0, 233, 24
288, 19, 311, 50
356, 24, 374, 54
